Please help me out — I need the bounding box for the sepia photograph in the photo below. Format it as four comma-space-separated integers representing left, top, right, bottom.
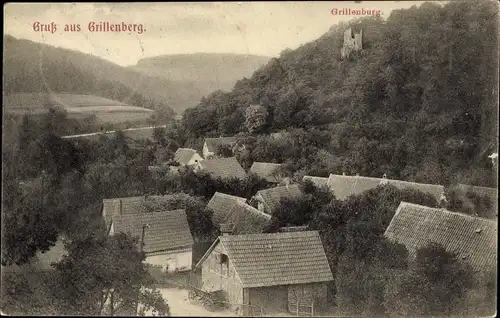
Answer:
2, 1, 498, 316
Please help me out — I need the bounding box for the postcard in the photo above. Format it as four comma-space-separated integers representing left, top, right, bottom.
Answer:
2, 2, 498, 317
